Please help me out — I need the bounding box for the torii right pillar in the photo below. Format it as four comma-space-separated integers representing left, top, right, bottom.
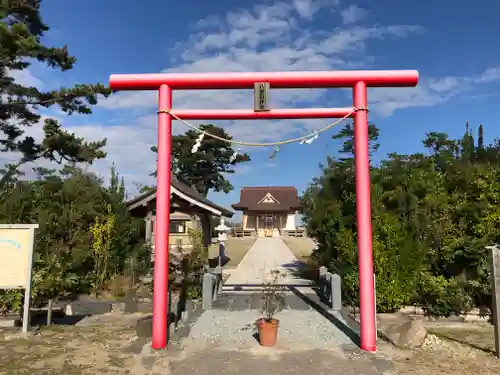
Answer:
353, 80, 376, 351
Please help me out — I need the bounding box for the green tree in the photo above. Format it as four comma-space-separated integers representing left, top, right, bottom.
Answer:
0, 166, 148, 311
151, 124, 250, 196
331, 122, 380, 158
0, 0, 110, 188
302, 121, 496, 317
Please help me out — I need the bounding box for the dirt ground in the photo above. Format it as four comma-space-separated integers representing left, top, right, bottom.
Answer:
208, 238, 256, 268
393, 327, 500, 375
1, 318, 499, 374
0, 321, 139, 375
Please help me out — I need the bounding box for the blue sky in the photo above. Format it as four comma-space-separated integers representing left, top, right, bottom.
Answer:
13, 0, 500, 219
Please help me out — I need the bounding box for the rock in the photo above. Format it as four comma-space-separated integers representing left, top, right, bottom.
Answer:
382, 318, 427, 349
0, 316, 18, 328
463, 314, 489, 322
75, 311, 149, 327
4, 331, 34, 340
65, 300, 112, 316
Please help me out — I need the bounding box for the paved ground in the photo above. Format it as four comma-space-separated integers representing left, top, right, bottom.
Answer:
165, 347, 395, 375
224, 238, 312, 286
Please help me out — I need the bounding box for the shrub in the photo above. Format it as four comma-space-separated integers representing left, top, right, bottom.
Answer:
416, 274, 472, 319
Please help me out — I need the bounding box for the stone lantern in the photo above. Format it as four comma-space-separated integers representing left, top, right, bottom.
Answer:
215, 218, 230, 268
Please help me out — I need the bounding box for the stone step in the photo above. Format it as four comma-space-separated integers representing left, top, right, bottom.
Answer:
211, 290, 333, 312
221, 283, 316, 294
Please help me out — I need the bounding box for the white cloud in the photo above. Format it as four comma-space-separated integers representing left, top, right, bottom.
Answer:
293, 0, 337, 20
340, 4, 368, 24
469, 67, 500, 84
429, 77, 460, 93
0, 114, 280, 198
369, 67, 500, 116
6, 68, 43, 89
0, 115, 158, 197
101, 0, 423, 120
93, 1, 499, 191
4, 0, 499, 198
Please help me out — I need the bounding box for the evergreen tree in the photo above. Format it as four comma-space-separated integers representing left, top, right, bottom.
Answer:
331, 123, 380, 160
478, 124, 484, 150
461, 121, 475, 162
151, 124, 250, 196
0, 1, 111, 188
302, 121, 497, 317
477, 124, 485, 162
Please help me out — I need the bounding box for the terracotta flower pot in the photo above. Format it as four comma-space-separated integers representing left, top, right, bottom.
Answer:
257, 318, 279, 346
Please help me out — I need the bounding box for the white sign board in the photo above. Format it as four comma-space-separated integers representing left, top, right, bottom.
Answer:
0, 224, 38, 333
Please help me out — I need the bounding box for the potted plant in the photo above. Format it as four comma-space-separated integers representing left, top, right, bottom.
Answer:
257, 269, 286, 347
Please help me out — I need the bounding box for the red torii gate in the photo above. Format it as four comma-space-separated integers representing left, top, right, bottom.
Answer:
109, 70, 419, 352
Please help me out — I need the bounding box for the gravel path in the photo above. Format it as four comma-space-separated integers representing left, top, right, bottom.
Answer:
224, 238, 312, 285
182, 308, 358, 351
177, 238, 360, 357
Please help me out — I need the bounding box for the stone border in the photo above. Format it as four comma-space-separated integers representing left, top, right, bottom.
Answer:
318, 266, 342, 311
135, 293, 203, 346
202, 267, 223, 310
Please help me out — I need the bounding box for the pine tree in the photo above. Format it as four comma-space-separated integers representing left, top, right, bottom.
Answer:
460, 121, 475, 162
331, 123, 380, 161
0, 1, 111, 188
150, 124, 251, 196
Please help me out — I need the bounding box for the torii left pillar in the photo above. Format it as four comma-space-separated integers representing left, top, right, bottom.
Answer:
109, 69, 419, 352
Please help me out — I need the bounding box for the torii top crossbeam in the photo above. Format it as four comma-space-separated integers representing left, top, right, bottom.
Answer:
109, 70, 419, 90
